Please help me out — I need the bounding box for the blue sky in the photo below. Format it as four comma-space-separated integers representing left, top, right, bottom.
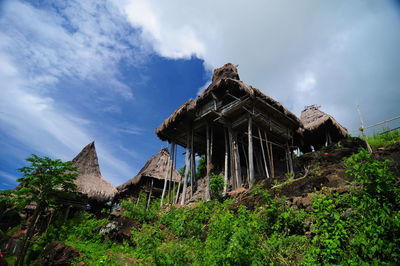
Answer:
1, 0, 400, 189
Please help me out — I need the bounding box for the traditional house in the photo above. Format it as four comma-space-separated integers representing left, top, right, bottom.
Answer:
116, 148, 181, 203
299, 105, 348, 153
72, 142, 117, 204
156, 63, 302, 202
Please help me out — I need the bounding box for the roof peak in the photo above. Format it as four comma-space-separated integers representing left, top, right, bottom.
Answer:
212, 63, 240, 83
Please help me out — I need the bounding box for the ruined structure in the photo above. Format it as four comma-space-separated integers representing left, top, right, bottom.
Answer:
72, 142, 117, 203
299, 105, 348, 153
156, 63, 302, 202
116, 148, 181, 205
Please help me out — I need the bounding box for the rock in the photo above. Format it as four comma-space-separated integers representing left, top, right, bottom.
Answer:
103, 217, 139, 243
32, 241, 81, 266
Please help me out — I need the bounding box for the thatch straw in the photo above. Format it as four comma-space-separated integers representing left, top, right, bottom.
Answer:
117, 148, 181, 193
156, 63, 301, 140
72, 142, 117, 202
300, 106, 348, 137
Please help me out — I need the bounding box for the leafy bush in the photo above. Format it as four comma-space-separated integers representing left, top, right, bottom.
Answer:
210, 173, 224, 200
120, 193, 160, 223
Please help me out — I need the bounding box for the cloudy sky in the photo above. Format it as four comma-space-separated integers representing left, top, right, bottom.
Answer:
1, 0, 399, 189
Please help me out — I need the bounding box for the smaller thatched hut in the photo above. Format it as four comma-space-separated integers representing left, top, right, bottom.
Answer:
299, 105, 348, 153
116, 148, 181, 201
72, 142, 117, 203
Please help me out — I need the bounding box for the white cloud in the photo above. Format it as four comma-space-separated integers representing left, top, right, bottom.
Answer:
0, 0, 141, 185
117, 0, 400, 134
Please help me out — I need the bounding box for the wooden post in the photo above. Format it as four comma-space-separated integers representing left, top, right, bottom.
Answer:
160, 145, 171, 207
263, 131, 273, 178
240, 137, 249, 185
168, 142, 176, 203
190, 128, 195, 197
248, 116, 254, 187
228, 127, 236, 189
147, 179, 154, 211
181, 133, 190, 205
270, 142, 275, 178
205, 124, 211, 201
233, 132, 242, 188
223, 128, 229, 196
258, 127, 270, 178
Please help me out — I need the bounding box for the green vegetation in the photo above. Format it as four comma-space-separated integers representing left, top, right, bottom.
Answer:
365, 128, 400, 150
1, 155, 77, 266
3, 135, 400, 265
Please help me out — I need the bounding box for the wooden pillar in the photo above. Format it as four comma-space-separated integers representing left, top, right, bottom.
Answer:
228, 126, 236, 189
232, 132, 242, 188
146, 179, 154, 211
240, 137, 249, 185
258, 127, 270, 178
205, 124, 211, 201
181, 133, 190, 205
263, 131, 273, 178
161, 143, 172, 207
190, 128, 195, 197
223, 128, 229, 196
248, 116, 254, 187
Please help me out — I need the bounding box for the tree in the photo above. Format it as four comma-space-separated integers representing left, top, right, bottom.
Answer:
12, 154, 78, 266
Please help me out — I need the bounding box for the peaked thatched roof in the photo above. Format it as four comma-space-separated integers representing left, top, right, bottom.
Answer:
117, 148, 181, 193
300, 106, 348, 137
72, 142, 117, 202
156, 63, 301, 141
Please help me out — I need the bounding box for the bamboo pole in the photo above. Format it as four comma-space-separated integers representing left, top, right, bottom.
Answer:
258, 127, 270, 178
270, 142, 275, 178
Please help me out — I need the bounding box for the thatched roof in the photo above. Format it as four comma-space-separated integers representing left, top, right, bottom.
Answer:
156, 63, 301, 141
117, 148, 181, 194
300, 106, 348, 137
72, 142, 117, 202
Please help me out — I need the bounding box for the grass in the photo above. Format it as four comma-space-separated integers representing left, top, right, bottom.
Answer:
364, 128, 400, 150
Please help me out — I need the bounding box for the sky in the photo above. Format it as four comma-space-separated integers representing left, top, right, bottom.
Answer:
1, 0, 399, 190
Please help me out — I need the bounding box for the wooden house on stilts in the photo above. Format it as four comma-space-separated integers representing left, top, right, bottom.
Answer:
116, 148, 181, 207
299, 105, 348, 153
156, 63, 302, 203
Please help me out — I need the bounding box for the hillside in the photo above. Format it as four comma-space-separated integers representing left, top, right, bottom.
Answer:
1, 133, 400, 265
